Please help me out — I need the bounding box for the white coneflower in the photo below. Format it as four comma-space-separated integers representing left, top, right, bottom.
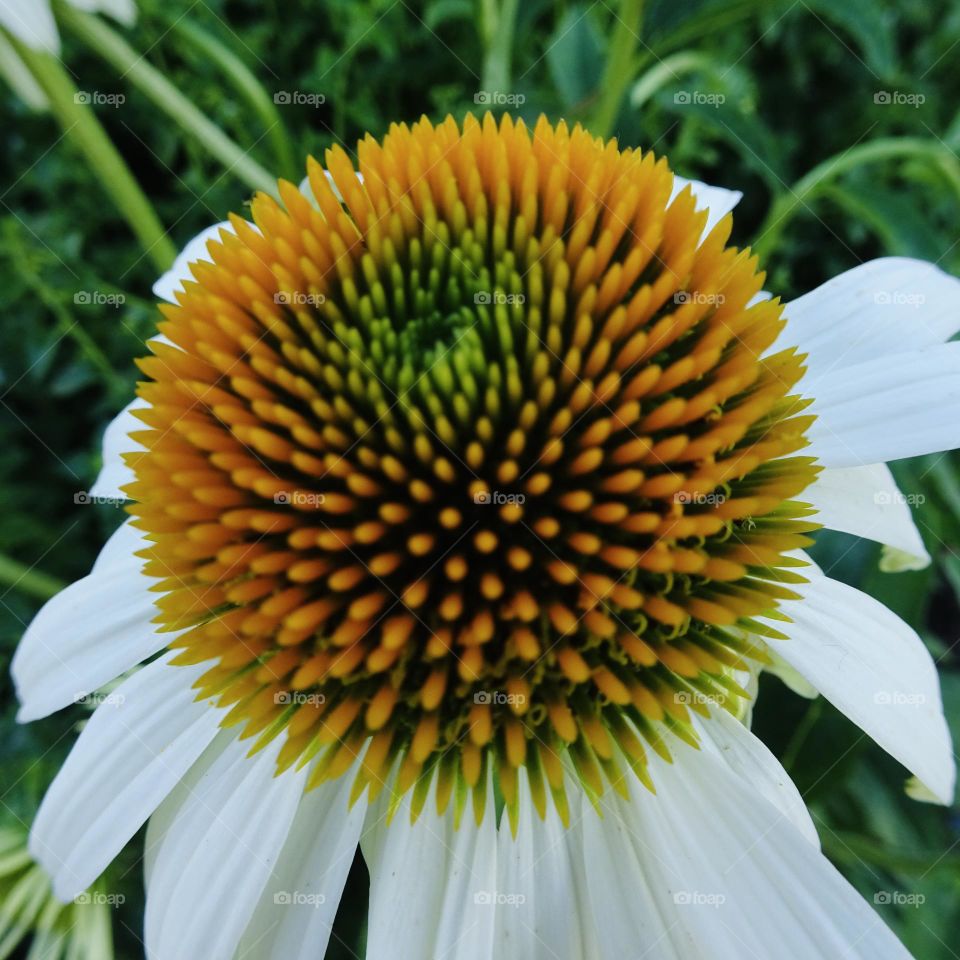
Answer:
14, 113, 957, 959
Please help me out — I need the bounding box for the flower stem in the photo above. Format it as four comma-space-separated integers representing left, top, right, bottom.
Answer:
56, 3, 279, 198
166, 17, 297, 181
480, 0, 520, 95
754, 138, 960, 260
0, 553, 65, 601
589, 0, 645, 138
5, 30, 175, 272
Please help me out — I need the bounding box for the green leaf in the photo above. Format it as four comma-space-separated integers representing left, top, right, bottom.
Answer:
800, 0, 898, 81
545, 6, 605, 110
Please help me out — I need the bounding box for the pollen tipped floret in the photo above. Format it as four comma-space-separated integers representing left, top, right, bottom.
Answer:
126, 113, 818, 828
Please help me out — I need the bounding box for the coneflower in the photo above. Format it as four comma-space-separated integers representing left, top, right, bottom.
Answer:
15, 113, 957, 960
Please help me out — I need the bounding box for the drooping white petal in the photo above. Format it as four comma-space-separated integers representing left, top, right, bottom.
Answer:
765, 571, 955, 804
583, 748, 912, 959
88, 399, 148, 499
152, 221, 235, 304
778, 258, 960, 380
692, 706, 818, 845
804, 343, 960, 467
0, 0, 58, 52
29, 654, 221, 901
236, 770, 365, 960
145, 736, 308, 960
671, 175, 742, 239
805, 463, 930, 566
12, 521, 165, 721
364, 790, 497, 960
493, 774, 600, 959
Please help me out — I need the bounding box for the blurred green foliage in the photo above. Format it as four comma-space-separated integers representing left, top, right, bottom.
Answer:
2, 0, 959, 956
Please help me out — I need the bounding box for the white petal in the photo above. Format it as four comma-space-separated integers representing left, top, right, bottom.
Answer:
12, 521, 164, 721
145, 736, 307, 960
805, 463, 929, 566
494, 774, 600, 959
693, 707, 818, 845
236, 771, 365, 960
671, 175, 742, 239
0, 0, 59, 52
766, 571, 955, 803
804, 343, 960, 466
88, 398, 147, 499
152, 221, 235, 304
583, 749, 912, 959
364, 790, 497, 960
29, 654, 221, 901
779, 258, 960, 379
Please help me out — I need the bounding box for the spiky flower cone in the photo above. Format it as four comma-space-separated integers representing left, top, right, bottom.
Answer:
126, 113, 818, 827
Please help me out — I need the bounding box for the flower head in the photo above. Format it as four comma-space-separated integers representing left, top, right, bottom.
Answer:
14, 113, 960, 960
129, 114, 819, 824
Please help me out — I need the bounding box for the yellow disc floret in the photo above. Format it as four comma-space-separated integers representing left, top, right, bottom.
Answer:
125, 113, 818, 828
